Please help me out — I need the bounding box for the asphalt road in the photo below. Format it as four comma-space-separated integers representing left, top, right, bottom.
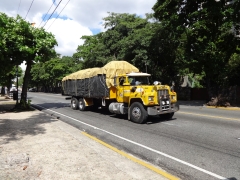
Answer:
28, 92, 240, 180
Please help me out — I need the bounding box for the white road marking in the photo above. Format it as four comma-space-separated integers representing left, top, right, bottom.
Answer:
33, 104, 227, 180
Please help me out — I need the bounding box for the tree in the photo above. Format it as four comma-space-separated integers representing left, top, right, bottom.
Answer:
73, 34, 110, 69
74, 13, 157, 71
30, 56, 81, 92
102, 12, 187, 84
226, 53, 240, 86
21, 26, 57, 104
153, 0, 240, 96
102, 12, 151, 68
0, 13, 57, 107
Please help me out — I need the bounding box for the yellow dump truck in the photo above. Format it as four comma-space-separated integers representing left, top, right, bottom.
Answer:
62, 61, 179, 124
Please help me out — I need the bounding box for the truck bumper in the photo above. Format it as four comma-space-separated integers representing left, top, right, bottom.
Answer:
147, 103, 179, 116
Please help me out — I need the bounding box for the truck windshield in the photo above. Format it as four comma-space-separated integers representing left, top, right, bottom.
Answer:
128, 76, 149, 85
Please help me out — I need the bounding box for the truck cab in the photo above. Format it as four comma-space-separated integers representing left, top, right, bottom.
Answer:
109, 72, 179, 123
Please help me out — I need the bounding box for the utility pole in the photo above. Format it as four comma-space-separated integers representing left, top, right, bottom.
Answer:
16, 65, 19, 104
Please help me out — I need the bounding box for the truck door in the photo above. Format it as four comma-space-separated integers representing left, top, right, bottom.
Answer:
116, 77, 124, 102
116, 77, 131, 103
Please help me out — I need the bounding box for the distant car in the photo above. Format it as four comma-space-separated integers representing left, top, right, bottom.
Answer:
29, 88, 36, 92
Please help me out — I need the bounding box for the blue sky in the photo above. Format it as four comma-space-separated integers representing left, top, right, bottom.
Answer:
0, 0, 156, 57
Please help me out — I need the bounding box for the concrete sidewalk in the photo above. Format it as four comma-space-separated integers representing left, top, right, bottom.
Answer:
0, 97, 171, 180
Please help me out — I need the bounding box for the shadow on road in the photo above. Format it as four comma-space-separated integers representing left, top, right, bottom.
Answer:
32, 102, 70, 110
86, 107, 178, 124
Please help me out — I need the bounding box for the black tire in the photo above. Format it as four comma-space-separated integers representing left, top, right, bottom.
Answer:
78, 98, 87, 111
130, 102, 148, 124
161, 112, 174, 120
71, 97, 79, 110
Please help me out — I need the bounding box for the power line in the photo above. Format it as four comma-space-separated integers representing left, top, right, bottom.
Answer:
24, 0, 35, 20
38, 0, 56, 28
17, 0, 21, 15
47, 0, 71, 30
42, 0, 63, 28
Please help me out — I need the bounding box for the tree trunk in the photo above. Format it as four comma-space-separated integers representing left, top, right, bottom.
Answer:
1, 87, 5, 95
21, 60, 32, 103
7, 76, 11, 94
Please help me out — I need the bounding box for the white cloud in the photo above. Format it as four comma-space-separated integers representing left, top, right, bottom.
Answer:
0, 0, 156, 58
46, 18, 92, 56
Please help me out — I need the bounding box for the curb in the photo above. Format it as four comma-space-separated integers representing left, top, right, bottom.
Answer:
204, 105, 240, 111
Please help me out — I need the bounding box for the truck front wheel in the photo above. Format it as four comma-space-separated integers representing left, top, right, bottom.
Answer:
79, 98, 87, 111
71, 98, 79, 110
130, 102, 148, 124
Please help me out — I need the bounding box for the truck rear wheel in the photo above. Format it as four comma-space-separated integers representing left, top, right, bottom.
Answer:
71, 97, 79, 110
130, 102, 148, 124
79, 98, 87, 111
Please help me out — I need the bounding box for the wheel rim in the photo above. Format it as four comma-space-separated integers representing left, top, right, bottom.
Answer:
132, 107, 141, 120
72, 100, 76, 108
79, 101, 83, 109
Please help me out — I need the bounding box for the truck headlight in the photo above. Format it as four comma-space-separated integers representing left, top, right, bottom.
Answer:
148, 96, 154, 101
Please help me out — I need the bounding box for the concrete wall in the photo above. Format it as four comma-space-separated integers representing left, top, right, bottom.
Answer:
176, 86, 240, 104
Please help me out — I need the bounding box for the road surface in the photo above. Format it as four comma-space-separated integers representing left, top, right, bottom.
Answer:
28, 92, 240, 180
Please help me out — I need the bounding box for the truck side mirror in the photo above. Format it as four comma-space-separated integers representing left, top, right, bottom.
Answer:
131, 86, 137, 92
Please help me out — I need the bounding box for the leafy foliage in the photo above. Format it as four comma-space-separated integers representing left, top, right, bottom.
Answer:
73, 12, 182, 84
153, 0, 240, 90
0, 13, 57, 105
30, 56, 81, 92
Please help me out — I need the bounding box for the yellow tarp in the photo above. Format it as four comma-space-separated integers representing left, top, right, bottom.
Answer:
103, 61, 139, 87
62, 60, 139, 87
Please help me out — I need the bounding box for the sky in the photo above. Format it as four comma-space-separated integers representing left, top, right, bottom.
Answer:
0, 0, 157, 59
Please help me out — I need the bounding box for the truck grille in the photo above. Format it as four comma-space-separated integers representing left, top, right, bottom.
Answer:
158, 89, 169, 97
158, 89, 170, 111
